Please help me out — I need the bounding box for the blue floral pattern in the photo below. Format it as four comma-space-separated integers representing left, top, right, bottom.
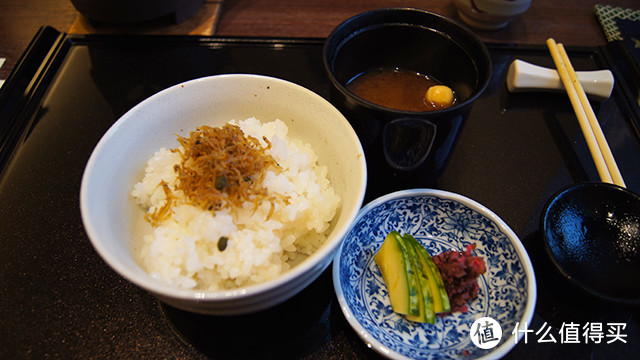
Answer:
333, 191, 535, 359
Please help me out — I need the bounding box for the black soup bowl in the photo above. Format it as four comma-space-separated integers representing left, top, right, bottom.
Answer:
323, 8, 491, 193
542, 182, 640, 304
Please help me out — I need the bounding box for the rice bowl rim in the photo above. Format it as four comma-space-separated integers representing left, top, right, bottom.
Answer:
80, 73, 367, 303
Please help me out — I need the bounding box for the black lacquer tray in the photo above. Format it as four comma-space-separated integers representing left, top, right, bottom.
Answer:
1, 27, 639, 359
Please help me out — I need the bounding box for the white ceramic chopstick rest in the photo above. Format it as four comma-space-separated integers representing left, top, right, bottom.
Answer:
506, 59, 614, 100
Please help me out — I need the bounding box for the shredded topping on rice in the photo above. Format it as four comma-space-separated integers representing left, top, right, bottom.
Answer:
146, 124, 282, 225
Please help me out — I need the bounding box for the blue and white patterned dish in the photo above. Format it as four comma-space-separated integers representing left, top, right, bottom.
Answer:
333, 189, 537, 360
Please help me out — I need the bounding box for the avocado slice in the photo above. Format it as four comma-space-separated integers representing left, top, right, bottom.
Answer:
403, 234, 451, 314
374, 231, 420, 316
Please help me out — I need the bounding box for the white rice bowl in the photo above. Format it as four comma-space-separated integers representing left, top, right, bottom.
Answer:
131, 117, 341, 291
80, 74, 367, 315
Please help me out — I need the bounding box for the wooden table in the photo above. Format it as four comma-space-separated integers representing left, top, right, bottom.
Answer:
0, 0, 638, 81
215, 0, 635, 45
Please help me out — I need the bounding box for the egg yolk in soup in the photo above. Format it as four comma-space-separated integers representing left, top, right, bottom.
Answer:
346, 67, 456, 112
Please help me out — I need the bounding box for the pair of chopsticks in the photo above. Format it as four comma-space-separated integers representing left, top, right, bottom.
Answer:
546, 38, 626, 188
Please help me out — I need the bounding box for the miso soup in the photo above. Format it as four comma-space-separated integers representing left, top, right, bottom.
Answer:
346, 67, 456, 112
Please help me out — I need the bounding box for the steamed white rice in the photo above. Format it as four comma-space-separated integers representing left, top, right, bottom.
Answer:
131, 117, 341, 290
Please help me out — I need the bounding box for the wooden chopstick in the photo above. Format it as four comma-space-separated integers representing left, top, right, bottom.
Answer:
546, 38, 626, 188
